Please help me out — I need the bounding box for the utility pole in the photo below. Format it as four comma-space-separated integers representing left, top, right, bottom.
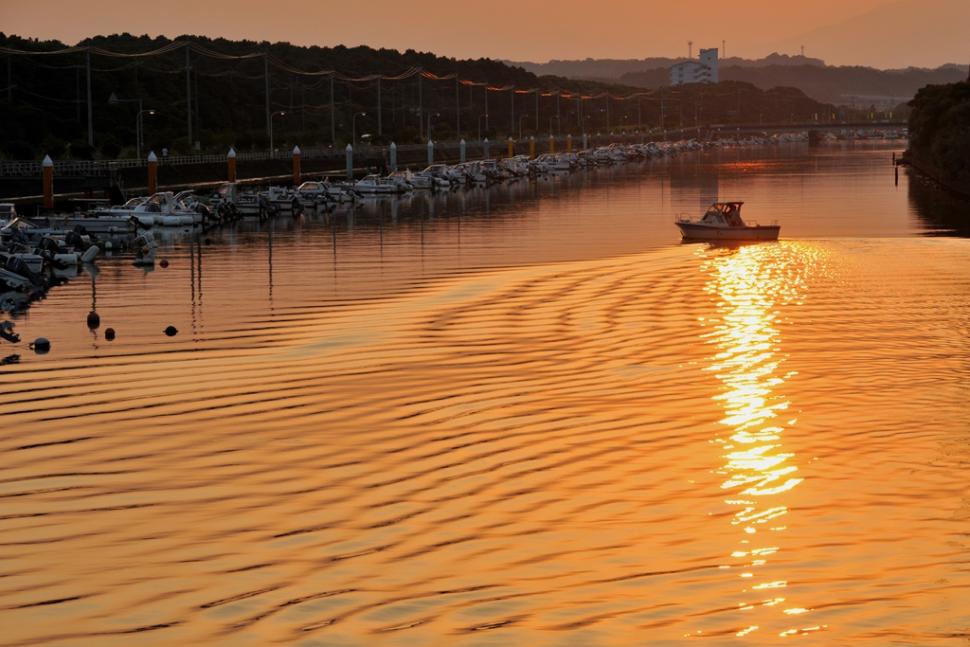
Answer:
418, 74, 423, 140
535, 89, 539, 133
556, 91, 560, 135
85, 49, 93, 147
455, 76, 460, 137
185, 44, 193, 148
510, 88, 514, 136
377, 78, 382, 136
484, 85, 489, 133
264, 54, 271, 146
330, 75, 335, 144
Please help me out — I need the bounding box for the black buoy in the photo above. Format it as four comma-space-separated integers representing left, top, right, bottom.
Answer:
30, 337, 51, 354
104, 327, 116, 341
164, 325, 178, 337
159, 259, 169, 268
87, 311, 101, 329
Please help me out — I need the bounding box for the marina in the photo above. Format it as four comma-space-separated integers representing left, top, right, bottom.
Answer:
1, 135, 819, 325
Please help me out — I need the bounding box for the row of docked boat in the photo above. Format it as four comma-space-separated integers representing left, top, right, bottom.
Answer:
0, 202, 116, 316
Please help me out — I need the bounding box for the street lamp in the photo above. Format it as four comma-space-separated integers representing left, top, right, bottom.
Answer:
109, 92, 147, 158
269, 110, 286, 157
426, 112, 440, 140
352, 111, 367, 147
136, 109, 155, 160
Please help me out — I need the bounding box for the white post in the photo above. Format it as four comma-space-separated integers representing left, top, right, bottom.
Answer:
389, 142, 397, 172
427, 139, 434, 166
459, 138, 466, 163
345, 143, 353, 180
483, 137, 489, 159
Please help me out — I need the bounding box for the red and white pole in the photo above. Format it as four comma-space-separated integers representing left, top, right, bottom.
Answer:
227, 147, 237, 183
147, 151, 158, 194
42, 154, 54, 209
292, 145, 302, 186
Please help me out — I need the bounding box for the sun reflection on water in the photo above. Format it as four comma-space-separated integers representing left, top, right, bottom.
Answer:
700, 242, 826, 639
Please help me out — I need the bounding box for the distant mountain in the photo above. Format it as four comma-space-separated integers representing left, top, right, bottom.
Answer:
504, 53, 825, 82
619, 64, 968, 109
780, 0, 970, 69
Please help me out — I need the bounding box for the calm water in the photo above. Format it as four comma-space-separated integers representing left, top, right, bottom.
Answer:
1, 143, 968, 646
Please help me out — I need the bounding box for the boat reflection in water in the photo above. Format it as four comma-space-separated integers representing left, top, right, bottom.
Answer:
700, 241, 825, 640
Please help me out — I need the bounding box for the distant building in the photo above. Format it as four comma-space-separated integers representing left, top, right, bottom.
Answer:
669, 48, 719, 85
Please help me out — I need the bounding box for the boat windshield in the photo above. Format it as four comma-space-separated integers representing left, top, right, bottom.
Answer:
702, 202, 746, 226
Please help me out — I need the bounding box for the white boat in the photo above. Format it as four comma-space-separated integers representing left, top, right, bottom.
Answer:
387, 171, 419, 191
676, 202, 780, 242
92, 191, 204, 227
500, 155, 531, 177
355, 174, 407, 195
296, 180, 328, 199
423, 164, 463, 185
260, 187, 304, 214
403, 170, 448, 190
454, 162, 487, 184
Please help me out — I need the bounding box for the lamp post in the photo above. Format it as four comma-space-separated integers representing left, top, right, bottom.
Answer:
269, 110, 286, 157
426, 112, 440, 140
108, 93, 148, 158
478, 113, 487, 141
136, 109, 155, 160
352, 111, 367, 147
518, 114, 528, 140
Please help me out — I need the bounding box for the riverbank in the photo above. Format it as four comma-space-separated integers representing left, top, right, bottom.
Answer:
905, 79, 970, 198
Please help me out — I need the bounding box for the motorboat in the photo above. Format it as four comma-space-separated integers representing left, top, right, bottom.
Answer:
355, 174, 407, 195
386, 171, 419, 191
91, 191, 205, 227
675, 202, 780, 242
296, 181, 332, 206
423, 164, 463, 185
403, 169, 449, 191
260, 186, 304, 215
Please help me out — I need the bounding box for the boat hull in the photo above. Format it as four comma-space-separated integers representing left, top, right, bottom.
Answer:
676, 222, 780, 242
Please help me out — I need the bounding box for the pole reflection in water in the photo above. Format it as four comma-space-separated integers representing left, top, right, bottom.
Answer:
700, 241, 825, 640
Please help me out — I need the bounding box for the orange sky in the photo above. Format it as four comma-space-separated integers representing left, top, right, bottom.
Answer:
2, 0, 966, 67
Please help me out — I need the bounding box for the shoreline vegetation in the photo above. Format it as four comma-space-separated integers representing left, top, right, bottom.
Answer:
1, 33, 852, 161
906, 79, 970, 198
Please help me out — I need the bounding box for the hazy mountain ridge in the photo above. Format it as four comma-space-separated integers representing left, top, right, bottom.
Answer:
620, 64, 968, 108
505, 53, 826, 81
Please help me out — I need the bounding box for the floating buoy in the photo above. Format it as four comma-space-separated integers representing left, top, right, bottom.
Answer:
104, 328, 116, 341
164, 325, 178, 337
87, 311, 100, 329
159, 259, 169, 268
30, 337, 51, 354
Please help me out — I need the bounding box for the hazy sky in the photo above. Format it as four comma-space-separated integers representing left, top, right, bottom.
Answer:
1, 0, 966, 68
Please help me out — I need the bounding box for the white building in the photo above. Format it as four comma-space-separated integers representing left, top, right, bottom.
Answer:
669, 48, 719, 85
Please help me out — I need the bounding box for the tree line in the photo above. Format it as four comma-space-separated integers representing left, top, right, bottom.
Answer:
1, 33, 846, 161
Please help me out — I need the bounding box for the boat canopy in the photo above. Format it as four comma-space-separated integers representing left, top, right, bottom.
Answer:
701, 202, 746, 226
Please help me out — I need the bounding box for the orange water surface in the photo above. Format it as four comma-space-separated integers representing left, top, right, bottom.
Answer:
1, 143, 967, 645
